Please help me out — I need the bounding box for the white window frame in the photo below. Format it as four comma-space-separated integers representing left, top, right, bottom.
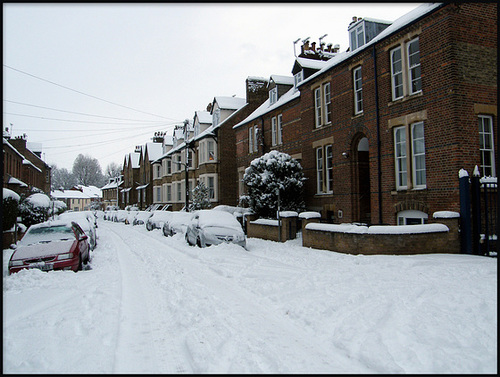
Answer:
479, 115, 496, 177
249, 127, 254, 153
294, 71, 303, 89
314, 87, 322, 127
350, 23, 365, 51
207, 140, 215, 161
156, 186, 161, 202
394, 126, 408, 190
391, 46, 404, 101
166, 184, 172, 202
277, 114, 283, 145
397, 209, 428, 225
200, 174, 218, 201
325, 145, 333, 193
353, 66, 363, 114
407, 38, 422, 95
316, 147, 324, 193
253, 126, 259, 152
411, 122, 426, 189
269, 87, 278, 105
271, 116, 277, 146
324, 83, 331, 124
394, 122, 426, 190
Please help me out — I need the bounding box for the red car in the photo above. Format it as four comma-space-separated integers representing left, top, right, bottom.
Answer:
8, 220, 90, 274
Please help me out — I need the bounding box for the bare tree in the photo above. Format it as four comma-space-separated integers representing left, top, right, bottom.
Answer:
50, 164, 77, 190
72, 154, 105, 187
105, 162, 122, 179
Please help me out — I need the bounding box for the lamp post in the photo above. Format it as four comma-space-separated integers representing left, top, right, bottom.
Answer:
175, 119, 192, 212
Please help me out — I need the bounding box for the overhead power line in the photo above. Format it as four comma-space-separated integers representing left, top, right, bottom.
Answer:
3, 99, 169, 122
4, 64, 181, 121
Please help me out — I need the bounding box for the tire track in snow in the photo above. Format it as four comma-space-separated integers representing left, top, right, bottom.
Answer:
105, 224, 192, 374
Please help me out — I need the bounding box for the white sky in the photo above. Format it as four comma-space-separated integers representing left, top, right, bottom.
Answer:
3, 3, 421, 172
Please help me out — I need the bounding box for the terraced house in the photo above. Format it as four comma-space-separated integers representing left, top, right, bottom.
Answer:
232, 2, 497, 226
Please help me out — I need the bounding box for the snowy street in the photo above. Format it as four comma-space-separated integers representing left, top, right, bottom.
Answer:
3, 219, 497, 374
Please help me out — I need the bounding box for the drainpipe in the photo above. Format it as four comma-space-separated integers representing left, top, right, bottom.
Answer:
372, 44, 383, 224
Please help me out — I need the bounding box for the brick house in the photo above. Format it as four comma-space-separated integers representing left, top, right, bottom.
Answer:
3, 134, 51, 195
101, 176, 123, 209
136, 140, 163, 209
121, 150, 141, 208
235, 2, 497, 225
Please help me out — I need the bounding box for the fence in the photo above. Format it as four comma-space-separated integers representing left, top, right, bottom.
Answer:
459, 168, 498, 256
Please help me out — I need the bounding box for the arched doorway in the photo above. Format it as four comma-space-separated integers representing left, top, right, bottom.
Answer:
352, 136, 371, 224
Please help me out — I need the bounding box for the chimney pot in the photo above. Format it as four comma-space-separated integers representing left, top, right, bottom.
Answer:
311, 42, 316, 51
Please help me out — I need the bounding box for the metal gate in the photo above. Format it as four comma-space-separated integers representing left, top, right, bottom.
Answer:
459, 167, 498, 256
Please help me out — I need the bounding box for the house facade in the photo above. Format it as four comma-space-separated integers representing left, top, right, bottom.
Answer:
3, 134, 52, 195
121, 150, 141, 208
101, 176, 123, 209
234, 2, 497, 225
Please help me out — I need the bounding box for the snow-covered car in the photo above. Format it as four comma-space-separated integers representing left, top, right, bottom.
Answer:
146, 211, 173, 231
8, 220, 90, 274
162, 211, 192, 236
124, 210, 139, 225
185, 209, 246, 248
57, 211, 97, 250
113, 210, 129, 223
133, 211, 153, 226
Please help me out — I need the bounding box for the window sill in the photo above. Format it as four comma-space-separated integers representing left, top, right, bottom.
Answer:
388, 91, 423, 107
391, 187, 427, 195
315, 192, 334, 197
352, 112, 364, 119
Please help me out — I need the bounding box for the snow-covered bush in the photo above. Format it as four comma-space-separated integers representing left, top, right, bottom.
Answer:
190, 182, 211, 211
242, 150, 306, 218
19, 193, 51, 228
2, 188, 21, 231
48, 199, 67, 217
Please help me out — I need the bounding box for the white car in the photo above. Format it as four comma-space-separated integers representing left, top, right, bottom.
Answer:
185, 209, 246, 248
133, 211, 153, 226
146, 211, 173, 231
162, 212, 192, 236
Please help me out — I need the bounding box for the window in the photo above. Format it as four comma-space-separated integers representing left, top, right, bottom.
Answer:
397, 210, 428, 225
314, 87, 322, 127
325, 145, 333, 192
176, 182, 182, 202
199, 140, 216, 164
324, 83, 331, 124
208, 176, 215, 199
391, 47, 404, 100
314, 82, 332, 128
350, 23, 365, 51
166, 160, 171, 175
213, 108, 220, 127
166, 185, 172, 202
208, 140, 215, 161
249, 127, 253, 153
394, 122, 426, 190
316, 144, 333, 194
156, 187, 161, 202
479, 115, 496, 177
249, 125, 258, 153
407, 38, 421, 95
271, 115, 283, 146
390, 37, 421, 101
269, 87, 278, 105
316, 147, 324, 193
353, 66, 363, 114
277, 114, 283, 145
294, 71, 303, 88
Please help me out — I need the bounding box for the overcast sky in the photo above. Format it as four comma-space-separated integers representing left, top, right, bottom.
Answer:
3, 2, 422, 173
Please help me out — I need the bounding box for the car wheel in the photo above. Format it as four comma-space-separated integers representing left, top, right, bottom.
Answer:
78, 254, 83, 271
162, 227, 169, 237
185, 233, 193, 246
146, 223, 152, 231
197, 237, 203, 248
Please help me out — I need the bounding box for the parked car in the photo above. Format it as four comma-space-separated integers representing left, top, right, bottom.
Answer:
113, 210, 129, 223
146, 210, 173, 231
57, 211, 97, 250
162, 211, 192, 236
8, 220, 90, 274
125, 210, 139, 225
133, 211, 153, 226
185, 209, 246, 248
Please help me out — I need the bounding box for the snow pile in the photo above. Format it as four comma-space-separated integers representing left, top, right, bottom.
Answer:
306, 222, 449, 234
3, 188, 20, 201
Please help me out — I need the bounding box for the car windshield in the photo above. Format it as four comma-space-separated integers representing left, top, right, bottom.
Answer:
20, 225, 75, 245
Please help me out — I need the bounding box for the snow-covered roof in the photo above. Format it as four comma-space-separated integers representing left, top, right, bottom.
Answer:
3, 138, 26, 159
294, 57, 330, 70
213, 96, 246, 111
144, 142, 163, 162
233, 86, 300, 129
22, 159, 42, 173
52, 189, 93, 199
130, 152, 141, 169
269, 75, 294, 86
7, 176, 28, 187
300, 3, 443, 88
195, 110, 212, 125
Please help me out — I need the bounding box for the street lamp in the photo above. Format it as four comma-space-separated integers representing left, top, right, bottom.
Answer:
175, 119, 193, 212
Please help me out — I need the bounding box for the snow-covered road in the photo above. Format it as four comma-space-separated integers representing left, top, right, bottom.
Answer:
3, 219, 497, 373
